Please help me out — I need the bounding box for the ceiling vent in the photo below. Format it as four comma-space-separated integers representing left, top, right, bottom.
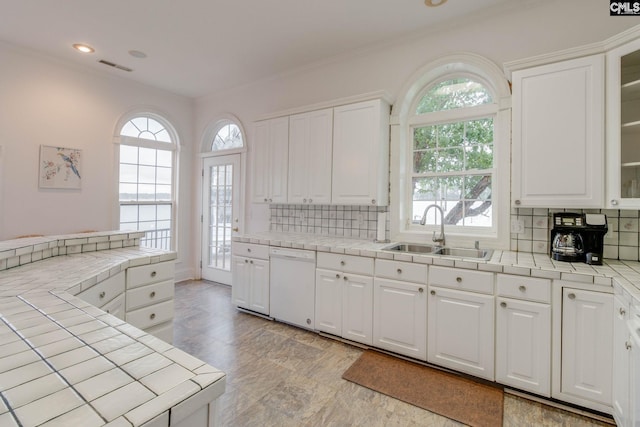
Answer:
98, 59, 133, 72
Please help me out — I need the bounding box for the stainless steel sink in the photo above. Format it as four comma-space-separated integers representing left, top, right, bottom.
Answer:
382, 243, 493, 260
437, 247, 493, 260
383, 243, 440, 254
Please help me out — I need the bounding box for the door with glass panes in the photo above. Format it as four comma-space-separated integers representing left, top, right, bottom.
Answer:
201, 154, 241, 284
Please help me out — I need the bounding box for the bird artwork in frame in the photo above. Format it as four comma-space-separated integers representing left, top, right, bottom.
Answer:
39, 145, 82, 189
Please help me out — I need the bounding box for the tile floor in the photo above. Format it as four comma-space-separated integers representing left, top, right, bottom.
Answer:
172, 280, 614, 427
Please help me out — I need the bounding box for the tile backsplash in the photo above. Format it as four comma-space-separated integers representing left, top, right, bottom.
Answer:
511, 208, 639, 261
270, 204, 389, 241
270, 205, 640, 261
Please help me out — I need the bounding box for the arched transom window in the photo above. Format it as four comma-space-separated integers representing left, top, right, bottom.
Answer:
211, 121, 244, 151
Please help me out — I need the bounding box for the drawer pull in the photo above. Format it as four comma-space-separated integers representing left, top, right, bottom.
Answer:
250, 260, 254, 264
419, 287, 424, 293
151, 271, 157, 278
335, 274, 340, 279
456, 277, 462, 283
99, 291, 106, 299
626, 341, 632, 350
500, 302, 507, 308
620, 307, 626, 316
247, 248, 252, 253
150, 313, 156, 320
343, 276, 348, 281
245, 259, 249, 263
397, 268, 402, 274
430, 290, 436, 296
150, 291, 156, 298
568, 293, 576, 300
340, 261, 345, 266
518, 285, 526, 292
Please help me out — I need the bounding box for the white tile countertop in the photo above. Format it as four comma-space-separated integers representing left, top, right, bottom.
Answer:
234, 232, 640, 297
0, 231, 226, 427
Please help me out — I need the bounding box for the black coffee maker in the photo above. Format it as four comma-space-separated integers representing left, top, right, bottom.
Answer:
550, 213, 608, 265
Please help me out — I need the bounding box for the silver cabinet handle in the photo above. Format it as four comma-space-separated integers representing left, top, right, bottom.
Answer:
151, 271, 157, 278
99, 291, 106, 299
419, 287, 424, 293
456, 277, 462, 283
269, 198, 273, 203
150, 313, 156, 320
264, 198, 268, 202
247, 248, 251, 253
250, 260, 254, 264
500, 302, 507, 308
335, 274, 340, 279
430, 290, 436, 295
303, 199, 307, 203
620, 307, 626, 316
150, 291, 156, 298
343, 276, 348, 281
397, 268, 402, 274
568, 293, 576, 300
340, 261, 345, 266
626, 341, 632, 350
515, 199, 521, 205
309, 198, 313, 203
245, 259, 248, 263
611, 199, 619, 206
518, 285, 526, 292
371, 199, 376, 205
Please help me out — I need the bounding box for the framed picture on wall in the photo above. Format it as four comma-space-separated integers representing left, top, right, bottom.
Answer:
39, 145, 82, 189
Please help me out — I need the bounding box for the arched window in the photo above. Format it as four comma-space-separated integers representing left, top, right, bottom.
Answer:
212, 121, 243, 151
116, 113, 178, 250
391, 54, 511, 247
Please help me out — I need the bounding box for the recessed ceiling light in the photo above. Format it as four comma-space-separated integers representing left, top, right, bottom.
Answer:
72, 43, 95, 54
425, 0, 447, 6
128, 50, 147, 59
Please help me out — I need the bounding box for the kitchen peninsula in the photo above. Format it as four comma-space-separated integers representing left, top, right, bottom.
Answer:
0, 231, 225, 427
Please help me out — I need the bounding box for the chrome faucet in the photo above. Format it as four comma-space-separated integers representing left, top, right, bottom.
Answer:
420, 204, 445, 247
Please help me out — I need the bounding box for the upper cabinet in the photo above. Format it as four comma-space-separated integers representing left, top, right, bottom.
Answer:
607, 37, 640, 209
511, 54, 605, 208
332, 99, 390, 206
252, 117, 289, 204
288, 108, 333, 205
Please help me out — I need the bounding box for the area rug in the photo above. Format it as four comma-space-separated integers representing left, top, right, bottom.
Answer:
342, 350, 503, 427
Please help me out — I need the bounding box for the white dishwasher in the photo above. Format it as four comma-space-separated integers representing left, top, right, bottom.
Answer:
269, 247, 316, 330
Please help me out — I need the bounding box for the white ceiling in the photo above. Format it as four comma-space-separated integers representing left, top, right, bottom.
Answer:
1, 0, 529, 98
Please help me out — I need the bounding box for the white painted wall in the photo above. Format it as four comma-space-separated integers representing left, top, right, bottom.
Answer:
0, 42, 195, 279
194, 0, 638, 237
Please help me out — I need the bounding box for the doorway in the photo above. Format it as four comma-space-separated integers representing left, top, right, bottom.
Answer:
201, 154, 241, 284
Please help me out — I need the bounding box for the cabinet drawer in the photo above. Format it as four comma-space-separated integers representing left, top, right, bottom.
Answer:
126, 261, 174, 289
125, 300, 174, 330
497, 274, 551, 303
126, 279, 174, 312
78, 271, 125, 308
232, 243, 269, 260
375, 259, 427, 284
317, 252, 373, 275
428, 266, 493, 294
101, 293, 125, 320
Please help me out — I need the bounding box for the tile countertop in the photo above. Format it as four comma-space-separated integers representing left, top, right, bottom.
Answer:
234, 232, 640, 297
0, 235, 226, 427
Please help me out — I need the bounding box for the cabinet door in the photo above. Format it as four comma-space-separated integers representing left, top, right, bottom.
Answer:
373, 278, 427, 360
512, 55, 604, 208
496, 297, 551, 396
332, 99, 389, 205
630, 319, 640, 427
249, 259, 270, 315
561, 288, 613, 406
288, 108, 333, 204
252, 117, 289, 203
612, 294, 630, 427
428, 286, 494, 380
315, 269, 343, 336
231, 256, 250, 309
342, 273, 373, 345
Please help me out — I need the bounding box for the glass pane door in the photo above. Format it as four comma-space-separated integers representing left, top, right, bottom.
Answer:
202, 154, 241, 284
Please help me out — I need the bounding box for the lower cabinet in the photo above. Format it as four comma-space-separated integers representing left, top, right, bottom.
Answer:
231, 256, 269, 315
557, 286, 613, 410
495, 274, 551, 397
125, 261, 175, 343
613, 290, 631, 426
315, 268, 373, 346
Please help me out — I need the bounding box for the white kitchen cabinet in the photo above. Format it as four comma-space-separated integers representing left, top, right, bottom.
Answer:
332, 99, 390, 206
125, 261, 175, 343
495, 274, 551, 397
373, 259, 427, 360
559, 287, 613, 409
288, 108, 333, 204
606, 36, 640, 208
231, 255, 269, 315
511, 54, 604, 208
315, 252, 374, 345
630, 303, 640, 427
252, 117, 289, 204
77, 271, 125, 309
427, 266, 495, 380
613, 290, 631, 427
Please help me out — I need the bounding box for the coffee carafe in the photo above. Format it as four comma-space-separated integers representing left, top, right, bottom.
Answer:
550, 213, 607, 264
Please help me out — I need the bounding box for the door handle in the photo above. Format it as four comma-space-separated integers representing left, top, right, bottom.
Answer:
232, 227, 239, 232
